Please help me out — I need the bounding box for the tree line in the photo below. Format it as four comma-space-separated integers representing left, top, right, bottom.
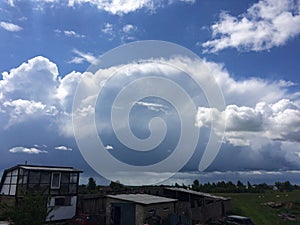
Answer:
79, 177, 299, 194
176, 179, 299, 193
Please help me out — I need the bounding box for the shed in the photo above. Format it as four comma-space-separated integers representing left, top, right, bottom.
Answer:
164, 187, 231, 223
106, 194, 178, 225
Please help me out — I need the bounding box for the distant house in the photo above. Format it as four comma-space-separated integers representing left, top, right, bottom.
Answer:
106, 194, 178, 225
0, 164, 82, 222
163, 187, 231, 224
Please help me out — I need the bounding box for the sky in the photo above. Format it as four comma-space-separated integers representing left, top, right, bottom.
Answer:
0, 0, 300, 185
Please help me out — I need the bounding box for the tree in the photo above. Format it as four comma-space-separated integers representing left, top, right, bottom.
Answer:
283, 181, 294, 192
226, 181, 236, 191
78, 184, 88, 194
1, 193, 52, 225
87, 177, 96, 192
275, 181, 294, 192
237, 180, 245, 188
247, 181, 252, 190
109, 180, 124, 191
192, 179, 200, 190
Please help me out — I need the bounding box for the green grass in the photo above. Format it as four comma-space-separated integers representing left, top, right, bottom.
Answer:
216, 190, 300, 225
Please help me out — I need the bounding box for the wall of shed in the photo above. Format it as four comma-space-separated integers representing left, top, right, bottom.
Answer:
46, 196, 77, 221
77, 194, 106, 224
106, 198, 136, 225
141, 202, 175, 225
163, 189, 231, 224
106, 198, 175, 225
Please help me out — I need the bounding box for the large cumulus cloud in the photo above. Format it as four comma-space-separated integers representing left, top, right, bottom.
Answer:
0, 55, 299, 173
195, 61, 300, 170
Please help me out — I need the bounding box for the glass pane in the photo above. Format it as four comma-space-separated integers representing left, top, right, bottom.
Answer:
28, 183, 49, 194
70, 173, 78, 183
40, 172, 51, 184
69, 184, 77, 194
11, 175, 17, 184
29, 171, 40, 183
10, 185, 16, 195
4, 175, 11, 184
18, 176, 23, 184
1, 184, 10, 195
61, 173, 70, 184
60, 184, 69, 194
28, 183, 40, 192
23, 175, 28, 184
12, 169, 18, 176
39, 183, 50, 194
51, 172, 61, 189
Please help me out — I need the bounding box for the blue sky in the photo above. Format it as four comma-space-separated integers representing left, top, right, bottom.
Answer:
0, 0, 300, 185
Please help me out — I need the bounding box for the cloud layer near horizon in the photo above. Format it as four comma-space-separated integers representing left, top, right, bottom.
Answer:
0, 55, 299, 172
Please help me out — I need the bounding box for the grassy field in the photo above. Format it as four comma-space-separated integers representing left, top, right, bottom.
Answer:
217, 190, 300, 225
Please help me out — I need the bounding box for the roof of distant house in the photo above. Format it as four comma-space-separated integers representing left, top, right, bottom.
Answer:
3, 164, 82, 173
165, 187, 230, 200
107, 194, 178, 205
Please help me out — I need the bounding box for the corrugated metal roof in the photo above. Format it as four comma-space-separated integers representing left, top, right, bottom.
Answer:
165, 187, 229, 200
3, 164, 83, 173
107, 194, 177, 205
19, 165, 82, 172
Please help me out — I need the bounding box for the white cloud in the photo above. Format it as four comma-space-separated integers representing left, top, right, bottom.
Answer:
9, 146, 48, 154
56, 71, 82, 110
101, 23, 115, 40
1, 55, 299, 172
3, 99, 57, 116
0, 56, 59, 103
0, 56, 62, 128
68, 49, 99, 65
69, 0, 157, 15
54, 29, 85, 38
105, 145, 114, 150
8, 0, 195, 15
102, 23, 113, 34
18, 17, 27, 21
64, 30, 85, 38
136, 101, 168, 113
7, 0, 14, 7
101, 23, 138, 42
121, 24, 138, 42
122, 24, 136, 33
34, 144, 47, 148
0, 21, 22, 32
54, 145, 72, 151
196, 99, 300, 146
203, 0, 300, 52
67, 57, 85, 64
3, 99, 58, 127
278, 79, 296, 87
0, 56, 81, 133
204, 61, 288, 106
